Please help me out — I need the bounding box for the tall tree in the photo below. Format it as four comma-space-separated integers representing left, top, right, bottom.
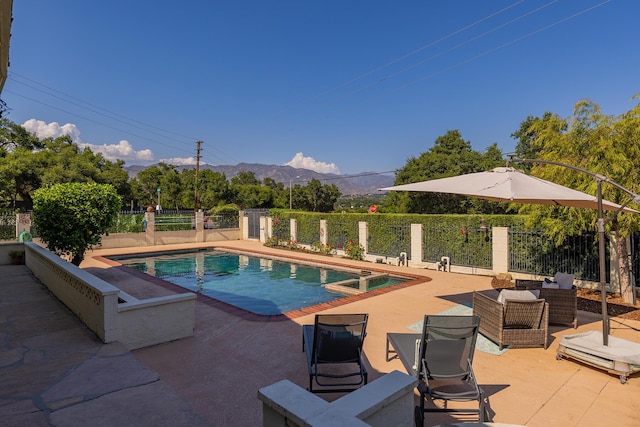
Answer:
511, 112, 565, 172
131, 166, 163, 208
527, 97, 640, 303
387, 130, 504, 214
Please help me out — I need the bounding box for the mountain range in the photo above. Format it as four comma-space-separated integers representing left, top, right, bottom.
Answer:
125, 163, 395, 195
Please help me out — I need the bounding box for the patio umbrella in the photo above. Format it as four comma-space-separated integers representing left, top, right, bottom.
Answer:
381, 165, 638, 346
379, 167, 635, 212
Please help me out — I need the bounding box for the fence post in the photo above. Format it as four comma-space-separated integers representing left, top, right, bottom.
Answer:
410, 223, 423, 265
290, 218, 297, 242
144, 211, 155, 246
319, 219, 327, 246
492, 227, 509, 274
195, 210, 204, 242
359, 221, 368, 254
260, 216, 272, 243
240, 211, 249, 240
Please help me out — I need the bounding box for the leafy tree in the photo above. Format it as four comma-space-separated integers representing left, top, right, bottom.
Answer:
298, 178, 341, 212
0, 118, 43, 151
232, 184, 274, 209
200, 169, 232, 208
156, 163, 181, 210
511, 112, 565, 172
131, 165, 163, 208
526, 97, 640, 303
32, 182, 122, 265
231, 170, 260, 185
387, 130, 504, 214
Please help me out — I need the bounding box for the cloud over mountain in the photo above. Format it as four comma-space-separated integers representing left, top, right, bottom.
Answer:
285, 152, 340, 174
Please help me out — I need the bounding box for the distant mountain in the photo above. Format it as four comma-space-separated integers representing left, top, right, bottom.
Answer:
125, 163, 395, 195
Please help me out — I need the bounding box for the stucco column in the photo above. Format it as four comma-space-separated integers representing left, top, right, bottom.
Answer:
144, 211, 155, 246
359, 221, 368, 253
319, 219, 328, 246
195, 210, 204, 242
290, 218, 297, 242
410, 223, 423, 264
492, 226, 509, 274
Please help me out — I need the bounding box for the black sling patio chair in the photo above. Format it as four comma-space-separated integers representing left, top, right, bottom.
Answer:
414, 315, 490, 426
302, 313, 368, 393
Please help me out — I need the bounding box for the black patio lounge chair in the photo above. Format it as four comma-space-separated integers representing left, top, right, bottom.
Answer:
412, 315, 489, 426
302, 313, 368, 393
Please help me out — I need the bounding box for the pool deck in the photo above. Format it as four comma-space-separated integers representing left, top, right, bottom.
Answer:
2, 240, 640, 426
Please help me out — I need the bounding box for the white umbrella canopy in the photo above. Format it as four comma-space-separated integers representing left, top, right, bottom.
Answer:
380, 167, 636, 213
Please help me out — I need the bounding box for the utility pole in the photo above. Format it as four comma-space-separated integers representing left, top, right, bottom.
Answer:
194, 140, 202, 212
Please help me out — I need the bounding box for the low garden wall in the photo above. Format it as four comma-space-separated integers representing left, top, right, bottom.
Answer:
23, 242, 195, 350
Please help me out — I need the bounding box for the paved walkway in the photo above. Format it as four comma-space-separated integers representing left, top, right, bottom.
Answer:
3, 240, 640, 426
0, 265, 212, 427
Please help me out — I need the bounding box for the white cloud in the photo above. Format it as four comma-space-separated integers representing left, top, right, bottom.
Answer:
22, 119, 82, 142
83, 140, 154, 162
285, 152, 340, 174
158, 157, 198, 166
20, 119, 154, 163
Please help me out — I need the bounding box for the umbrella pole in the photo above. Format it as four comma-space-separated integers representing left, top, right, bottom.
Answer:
597, 180, 610, 345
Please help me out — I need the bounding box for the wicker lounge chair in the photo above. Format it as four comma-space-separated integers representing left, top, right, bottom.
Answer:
387, 315, 490, 425
473, 291, 549, 349
516, 279, 578, 328
302, 313, 368, 393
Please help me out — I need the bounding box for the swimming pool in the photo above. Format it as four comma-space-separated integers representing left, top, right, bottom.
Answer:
112, 249, 408, 315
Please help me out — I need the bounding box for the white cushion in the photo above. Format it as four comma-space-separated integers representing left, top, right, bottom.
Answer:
542, 281, 560, 289
554, 272, 575, 289
497, 289, 540, 304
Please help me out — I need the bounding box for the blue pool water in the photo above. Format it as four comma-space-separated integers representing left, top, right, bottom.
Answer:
113, 249, 406, 315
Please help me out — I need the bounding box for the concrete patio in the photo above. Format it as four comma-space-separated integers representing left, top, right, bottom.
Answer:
2, 240, 640, 426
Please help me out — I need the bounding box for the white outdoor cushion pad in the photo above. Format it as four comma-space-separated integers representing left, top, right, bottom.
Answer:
554, 272, 575, 289
497, 289, 540, 304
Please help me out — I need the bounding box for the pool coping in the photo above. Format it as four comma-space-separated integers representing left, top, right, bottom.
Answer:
92, 244, 430, 322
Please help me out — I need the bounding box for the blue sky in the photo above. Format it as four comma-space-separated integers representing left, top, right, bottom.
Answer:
3, 1, 639, 175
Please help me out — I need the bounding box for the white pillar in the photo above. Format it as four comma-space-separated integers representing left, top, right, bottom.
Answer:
492, 227, 509, 274
319, 219, 328, 246
290, 218, 297, 242
144, 211, 155, 246
358, 221, 368, 254
195, 210, 204, 242
410, 223, 423, 265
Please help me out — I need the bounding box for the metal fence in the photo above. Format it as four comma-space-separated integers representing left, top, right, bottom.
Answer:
272, 217, 291, 242
508, 226, 604, 282
423, 225, 493, 269
367, 219, 412, 258
326, 218, 359, 250
0, 211, 15, 240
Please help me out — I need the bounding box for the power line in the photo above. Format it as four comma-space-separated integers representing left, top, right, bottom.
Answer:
290, 0, 613, 127
268, 0, 528, 125
6, 74, 241, 165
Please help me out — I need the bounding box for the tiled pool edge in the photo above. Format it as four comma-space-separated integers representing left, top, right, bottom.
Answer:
92, 247, 430, 322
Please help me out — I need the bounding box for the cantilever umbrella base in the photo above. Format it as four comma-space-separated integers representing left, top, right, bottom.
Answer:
556, 331, 640, 383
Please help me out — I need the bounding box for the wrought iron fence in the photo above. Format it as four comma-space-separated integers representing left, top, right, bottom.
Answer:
154, 214, 195, 231
423, 225, 493, 268
272, 217, 291, 242
508, 226, 604, 281
296, 215, 318, 245
0, 210, 16, 241
110, 213, 145, 233
367, 218, 412, 258
629, 233, 640, 288
326, 218, 359, 250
